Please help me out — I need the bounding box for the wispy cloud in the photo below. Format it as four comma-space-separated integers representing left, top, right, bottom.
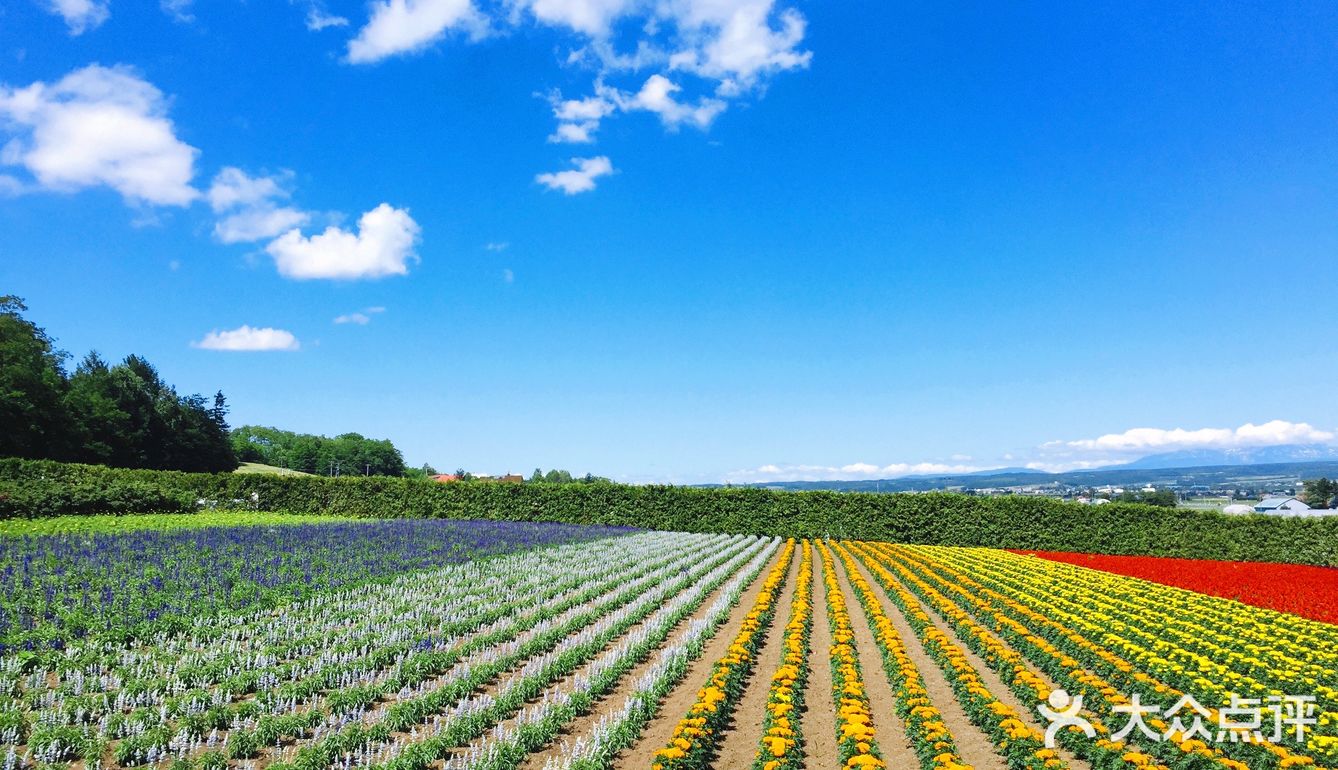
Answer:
207, 167, 311, 244
192, 325, 300, 351
535, 156, 613, 194
727, 419, 1338, 482
43, 0, 109, 35
333, 306, 387, 325
485, 241, 509, 251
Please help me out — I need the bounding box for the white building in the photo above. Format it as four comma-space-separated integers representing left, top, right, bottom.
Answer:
1254, 496, 1311, 514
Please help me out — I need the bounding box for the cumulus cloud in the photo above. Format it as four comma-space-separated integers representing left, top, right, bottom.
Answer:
621, 74, 725, 129
265, 203, 421, 279
1050, 420, 1335, 453
346, 0, 482, 63
535, 156, 613, 194
0, 64, 199, 206
341, 0, 809, 169
333, 306, 386, 325
666, 0, 811, 87
192, 325, 300, 351
44, 0, 110, 35
547, 93, 616, 144
207, 167, 311, 244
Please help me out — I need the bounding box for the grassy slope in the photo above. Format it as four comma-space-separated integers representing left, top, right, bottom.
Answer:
0, 510, 356, 536
234, 462, 315, 476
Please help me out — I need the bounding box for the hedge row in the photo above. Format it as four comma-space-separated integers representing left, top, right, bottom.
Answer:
2, 458, 1335, 566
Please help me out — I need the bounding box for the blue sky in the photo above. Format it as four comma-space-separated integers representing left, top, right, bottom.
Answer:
3, 1, 1338, 482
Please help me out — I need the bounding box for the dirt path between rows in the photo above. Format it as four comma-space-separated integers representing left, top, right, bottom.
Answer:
874, 547, 1094, 770
604, 545, 780, 770
511, 544, 772, 770
801, 547, 839, 770
709, 549, 800, 769
837, 545, 1008, 770
827, 546, 932, 770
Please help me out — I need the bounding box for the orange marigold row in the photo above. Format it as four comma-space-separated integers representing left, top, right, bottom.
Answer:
652, 538, 796, 770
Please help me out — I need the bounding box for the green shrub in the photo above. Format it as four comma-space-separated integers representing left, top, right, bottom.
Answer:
1, 457, 1334, 566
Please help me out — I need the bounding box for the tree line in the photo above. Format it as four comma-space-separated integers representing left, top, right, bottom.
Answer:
0, 296, 236, 472
231, 425, 407, 476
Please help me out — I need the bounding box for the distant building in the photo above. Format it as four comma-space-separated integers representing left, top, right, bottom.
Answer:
429, 474, 461, 483
1254, 496, 1311, 514
1222, 503, 1255, 515
496, 474, 524, 484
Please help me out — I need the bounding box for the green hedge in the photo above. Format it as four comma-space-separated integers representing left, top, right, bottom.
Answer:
2, 458, 1335, 566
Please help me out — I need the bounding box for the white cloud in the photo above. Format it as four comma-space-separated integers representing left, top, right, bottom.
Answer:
334, 306, 386, 325
347, 0, 482, 63
535, 155, 613, 194
1052, 420, 1334, 453
547, 93, 616, 144
485, 241, 509, 251
266, 202, 421, 279
160, 0, 194, 23
727, 460, 986, 483
193, 325, 300, 351
519, 0, 633, 36
621, 74, 725, 129
502, 267, 514, 283
207, 167, 311, 244
665, 0, 810, 86
306, 7, 349, 30
45, 0, 109, 35
0, 64, 199, 206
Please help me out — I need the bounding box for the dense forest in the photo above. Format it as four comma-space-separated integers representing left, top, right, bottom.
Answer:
231, 425, 407, 476
0, 296, 236, 472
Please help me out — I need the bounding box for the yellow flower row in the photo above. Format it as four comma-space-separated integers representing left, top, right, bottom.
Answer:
970, 549, 1337, 709
894, 544, 1321, 770
816, 540, 888, 770
753, 540, 814, 770
853, 541, 1163, 770
934, 545, 1332, 767
825, 541, 973, 770
652, 538, 797, 770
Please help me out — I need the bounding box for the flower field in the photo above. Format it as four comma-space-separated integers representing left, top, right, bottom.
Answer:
1009, 550, 1338, 626
1, 522, 1335, 770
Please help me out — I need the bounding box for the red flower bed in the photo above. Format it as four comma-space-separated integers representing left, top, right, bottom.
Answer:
1008, 550, 1338, 626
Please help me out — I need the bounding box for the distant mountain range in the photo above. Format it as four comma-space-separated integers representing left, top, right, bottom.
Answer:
710, 449, 1338, 493
1114, 444, 1338, 470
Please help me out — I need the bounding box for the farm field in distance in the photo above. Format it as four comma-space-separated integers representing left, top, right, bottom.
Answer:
0, 517, 1334, 770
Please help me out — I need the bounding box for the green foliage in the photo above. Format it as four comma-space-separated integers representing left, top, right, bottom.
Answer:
0, 298, 236, 472
231, 425, 407, 476
1115, 488, 1178, 507
0, 510, 352, 536
1303, 477, 1338, 509
3, 458, 1335, 567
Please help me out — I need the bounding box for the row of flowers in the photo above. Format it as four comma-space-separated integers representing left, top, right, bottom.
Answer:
541, 538, 785, 770
652, 539, 798, 770
852, 541, 1163, 770
410, 537, 786, 770
752, 540, 814, 770
4, 533, 761, 770
267, 536, 772, 770
824, 543, 970, 770
996, 551, 1337, 712
891, 544, 1323, 770
815, 541, 885, 770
